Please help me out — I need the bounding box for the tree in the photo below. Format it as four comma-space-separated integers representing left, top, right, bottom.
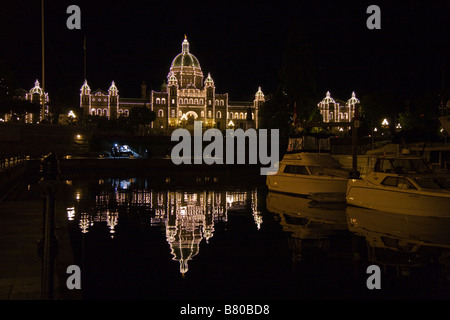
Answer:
128, 106, 156, 135
129, 106, 156, 126
259, 86, 292, 137
397, 90, 441, 141
279, 21, 318, 123
360, 91, 403, 131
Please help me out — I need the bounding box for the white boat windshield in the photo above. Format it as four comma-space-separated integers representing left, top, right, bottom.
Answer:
283, 165, 310, 175
374, 158, 433, 174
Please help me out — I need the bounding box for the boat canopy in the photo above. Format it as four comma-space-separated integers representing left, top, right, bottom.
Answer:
286, 133, 332, 153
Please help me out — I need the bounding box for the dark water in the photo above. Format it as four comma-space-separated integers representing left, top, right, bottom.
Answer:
51, 174, 450, 300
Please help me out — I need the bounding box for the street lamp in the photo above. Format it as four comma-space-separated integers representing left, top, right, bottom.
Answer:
68, 110, 76, 118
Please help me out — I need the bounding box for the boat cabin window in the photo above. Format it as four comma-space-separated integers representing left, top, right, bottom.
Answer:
283, 165, 309, 175
307, 166, 325, 176
381, 177, 416, 189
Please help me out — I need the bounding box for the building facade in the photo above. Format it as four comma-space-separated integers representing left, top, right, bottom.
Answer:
80, 37, 264, 133
2, 79, 48, 123
317, 91, 360, 132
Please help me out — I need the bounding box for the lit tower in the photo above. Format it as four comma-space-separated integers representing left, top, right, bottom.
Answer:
108, 81, 119, 119
254, 86, 265, 129
80, 80, 91, 116
26, 79, 49, 121
346, 91, 360, 120
318, 91, 337, 123
205, 73, 215, 123
168, 72, 179, 124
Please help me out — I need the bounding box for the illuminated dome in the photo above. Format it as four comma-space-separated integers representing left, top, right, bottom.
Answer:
170, 37, 201, 69
30, 79, 44, 95
169, 36, 204, 89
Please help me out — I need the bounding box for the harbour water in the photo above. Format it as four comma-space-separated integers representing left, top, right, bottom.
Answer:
12, 172, 450, 300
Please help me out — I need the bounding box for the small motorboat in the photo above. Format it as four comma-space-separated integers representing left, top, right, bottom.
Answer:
346, 152, 450, 217
266, 133, 359, 201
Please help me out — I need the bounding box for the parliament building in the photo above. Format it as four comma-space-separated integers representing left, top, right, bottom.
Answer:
80, 37, 265, 133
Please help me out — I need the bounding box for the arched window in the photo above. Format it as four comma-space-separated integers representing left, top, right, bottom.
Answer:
171, 109, 175, 117
184, 98, 188, 104
118, 109, 124, 115
178, 110, 183, 117
161, 98, 166, 104
240, 112, 244, 119
156, 98, 161, 104
208, 100, 212, 106
252, 113, 254, 120
201, 111, 205, 117
220, 100, 224, 106
124, 109, 129, 117
199, 99, 204, 105
217, 111, 222, 118
189, 98, 193, 104
179, 98, 183, 104
158, 109, 164, 118
215, 100, 219, 106
91, 109, 96, 116
97, 108, 102, 115
208, 110, 212, 118
103, 109, 108, 116
194, 98, 198, 104
229, 112, 233, 119
235, 112, 239, 119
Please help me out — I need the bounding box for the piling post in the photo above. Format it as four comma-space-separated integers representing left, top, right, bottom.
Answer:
38, 153, 60, 300
352, 106, 360, 172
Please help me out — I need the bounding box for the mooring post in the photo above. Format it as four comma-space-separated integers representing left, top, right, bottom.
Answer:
352, 106, 360, 172
38, 153, 60, 300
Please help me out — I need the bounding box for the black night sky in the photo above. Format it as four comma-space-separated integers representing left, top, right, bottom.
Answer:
1, 0, 449, 108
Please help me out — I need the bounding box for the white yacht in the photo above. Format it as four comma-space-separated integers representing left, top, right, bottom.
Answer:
266, 134, 358, 201
346, 152, 450, 217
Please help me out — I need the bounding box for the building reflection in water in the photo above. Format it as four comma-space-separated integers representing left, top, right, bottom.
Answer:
65, 178, 262, 276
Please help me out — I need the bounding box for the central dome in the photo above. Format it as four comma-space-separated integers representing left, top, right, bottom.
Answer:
170, 37, 201, 69
172, 53, 200, 68
169, 36, 204, 89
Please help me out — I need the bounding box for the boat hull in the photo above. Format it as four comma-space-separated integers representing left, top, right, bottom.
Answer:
267, 174, 348, 197
346, 180, 450, 218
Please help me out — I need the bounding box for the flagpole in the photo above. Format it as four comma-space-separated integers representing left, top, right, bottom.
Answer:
83, 34, 86, 80
41, 0, 45, 121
